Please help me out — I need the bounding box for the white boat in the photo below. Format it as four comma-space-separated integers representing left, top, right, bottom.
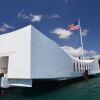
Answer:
0, 25, 100, 88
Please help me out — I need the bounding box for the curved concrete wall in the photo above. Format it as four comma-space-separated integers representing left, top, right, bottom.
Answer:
90, 59, 100, 74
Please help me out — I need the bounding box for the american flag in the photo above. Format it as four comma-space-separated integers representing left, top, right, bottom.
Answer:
67, 20, 80, 31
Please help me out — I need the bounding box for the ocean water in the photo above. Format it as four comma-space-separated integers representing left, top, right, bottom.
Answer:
0, 76, 100, 100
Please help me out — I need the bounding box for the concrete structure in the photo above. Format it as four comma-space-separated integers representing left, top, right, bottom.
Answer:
0, 25, 100, 88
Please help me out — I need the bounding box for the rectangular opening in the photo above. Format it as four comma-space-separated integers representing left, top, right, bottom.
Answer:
0, 56, 9, 74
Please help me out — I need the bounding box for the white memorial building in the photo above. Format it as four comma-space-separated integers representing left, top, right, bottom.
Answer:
0, 25, 100, 88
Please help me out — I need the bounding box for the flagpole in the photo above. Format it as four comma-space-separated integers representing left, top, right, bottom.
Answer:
79, 19, 84, 60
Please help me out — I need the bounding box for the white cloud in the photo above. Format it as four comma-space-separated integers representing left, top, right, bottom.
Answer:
2, 23, 15, 29
30, 14, 43, 22
17, 9, 29, 19
50, 14, 60, 18
0, 27, 6, 32
17, 10, 43, 22
18, 12, 29, 19
61, 46, 97, 57
88, 50, 97, 56
93, 55, 100, 59
18, 10, 61, 22
81, 29, 88, 36
51, 28, 73, 39
0, 23, 15, 33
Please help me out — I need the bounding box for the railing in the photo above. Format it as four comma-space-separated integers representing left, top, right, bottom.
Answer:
0, 67, 7, 74
73, 60, 90, 72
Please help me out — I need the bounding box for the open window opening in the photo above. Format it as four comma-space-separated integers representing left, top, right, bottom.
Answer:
0, 56, 9, 74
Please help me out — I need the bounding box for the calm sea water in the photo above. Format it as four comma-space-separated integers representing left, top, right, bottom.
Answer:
0, 76, 100, 100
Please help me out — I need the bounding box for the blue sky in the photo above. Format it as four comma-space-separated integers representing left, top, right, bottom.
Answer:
0, 0, 100, 57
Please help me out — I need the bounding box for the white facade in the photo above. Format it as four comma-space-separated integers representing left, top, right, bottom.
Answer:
0, 25, 99, 87
0, 26, 31, 79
